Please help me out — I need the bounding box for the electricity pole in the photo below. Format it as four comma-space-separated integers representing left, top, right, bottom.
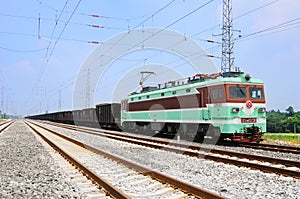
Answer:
221, 0, 234, 72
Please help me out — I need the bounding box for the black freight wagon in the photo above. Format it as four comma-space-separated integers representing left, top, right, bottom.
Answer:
82, 108, 98, 127
96, 103, 121, 130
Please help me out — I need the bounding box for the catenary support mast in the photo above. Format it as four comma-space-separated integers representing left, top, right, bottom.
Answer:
221, 0, 234, 72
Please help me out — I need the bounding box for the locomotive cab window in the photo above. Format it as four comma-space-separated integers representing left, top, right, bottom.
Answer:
249, 87, 264, 99
229, 86, 246, 99
212, 88, 225, 99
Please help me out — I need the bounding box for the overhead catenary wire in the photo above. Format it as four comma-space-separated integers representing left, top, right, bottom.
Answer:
76, 0, 217, 99
92, 0, 287, 89
96, 0, 180, 63
24, 1, 178, 110
24, 0, 299, 114
121, 0, 284, 74
36, 0, 82, 85
233, 0, 280, 20
0, 13, 127, 30
0, 31, 103, 46
0, 46, 47, 53
190, 0, 281, 38
25, 0, 82, 114
90, 0, 215, 75
36, 0, 70, 84
32, 0, 292, 84
37, 0, 132, 21
82, 0, 236, 91
128, 0, 215, 51
129, 0, 286, 72
37, 0, 180, 22
133, 0, 177, 29
239, 17, 300, 40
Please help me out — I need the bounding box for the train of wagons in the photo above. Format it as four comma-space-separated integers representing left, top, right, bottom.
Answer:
26, 71, 266, 143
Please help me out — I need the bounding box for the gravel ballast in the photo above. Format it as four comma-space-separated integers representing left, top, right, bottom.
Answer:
0, 120, 85, 198
40, 122, 300, 199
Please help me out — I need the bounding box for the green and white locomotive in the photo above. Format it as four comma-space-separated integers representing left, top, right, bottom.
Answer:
121, 71, 266, 142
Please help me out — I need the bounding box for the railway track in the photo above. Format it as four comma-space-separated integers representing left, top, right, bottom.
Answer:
0, 120, 14, 133
235, 142, 300, 154
33, 120, 300, 179
25, 120, 223, 199
38, 121, 300, 155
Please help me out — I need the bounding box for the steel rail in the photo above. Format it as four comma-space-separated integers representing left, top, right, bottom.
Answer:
0, 120, 11, 126
26, 120, 225, 199
0, 120, 14, 133
239, 142, 300, 150
25, 121, 129, 199
40, 121, 300, 169
236, 142, 300, 154
35, 120, 300, 179
65, 122, 300, 154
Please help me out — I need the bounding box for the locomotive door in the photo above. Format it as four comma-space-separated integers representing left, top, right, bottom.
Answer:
121, 99, 129, 111
198, 87, 210, 120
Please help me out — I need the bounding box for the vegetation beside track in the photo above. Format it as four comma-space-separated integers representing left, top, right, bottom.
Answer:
262, 133, 300, 145
267, 106, 300, 133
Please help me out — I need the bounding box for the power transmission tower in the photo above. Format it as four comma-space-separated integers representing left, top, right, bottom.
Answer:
46, 97, 49, 114
221, 0, 234, 72
6, 94, 8, 114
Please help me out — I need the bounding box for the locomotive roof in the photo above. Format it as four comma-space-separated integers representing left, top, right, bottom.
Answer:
127, 72, 263, 98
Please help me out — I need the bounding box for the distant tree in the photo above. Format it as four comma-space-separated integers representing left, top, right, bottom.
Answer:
286, 106, 295, 117
276, 109, 281, 114
266, 107, 299, 133
281, 117, 298, 132
266, 110, 285, 133
280, 108, 300, 132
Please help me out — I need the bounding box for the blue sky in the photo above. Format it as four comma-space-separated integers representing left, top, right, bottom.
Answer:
0, 0, 299, 116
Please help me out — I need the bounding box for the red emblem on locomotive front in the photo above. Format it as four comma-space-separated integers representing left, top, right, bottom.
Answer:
246, 100, 252, 108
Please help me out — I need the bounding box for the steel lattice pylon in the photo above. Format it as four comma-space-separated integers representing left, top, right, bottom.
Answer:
221, 0, 234, 72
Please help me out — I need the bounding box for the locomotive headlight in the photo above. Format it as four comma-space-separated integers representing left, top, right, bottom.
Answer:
258, 108, 266, 113
245, 74, 251, 81
232, 107, 240, 113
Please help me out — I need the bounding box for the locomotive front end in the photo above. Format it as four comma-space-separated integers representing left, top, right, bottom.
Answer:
213, 73, 266, 142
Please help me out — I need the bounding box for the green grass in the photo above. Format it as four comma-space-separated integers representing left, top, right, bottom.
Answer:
263, 133, 300, 143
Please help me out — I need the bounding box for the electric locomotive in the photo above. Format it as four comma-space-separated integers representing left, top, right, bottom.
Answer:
121, 71, 266, 142
26, 71, 266, 143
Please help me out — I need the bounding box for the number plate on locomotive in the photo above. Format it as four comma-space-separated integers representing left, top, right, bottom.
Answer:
241, 118, 257, 123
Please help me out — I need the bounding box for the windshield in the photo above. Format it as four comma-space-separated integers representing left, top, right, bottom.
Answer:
249, 87, 264, 99
229, 86, 246, 99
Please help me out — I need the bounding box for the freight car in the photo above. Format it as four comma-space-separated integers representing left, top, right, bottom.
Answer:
27, 111, 74, 125
26, 104, 121, 130
96, 103, 121, 130
81, 108, 98, 127
57, 111, 74, 124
